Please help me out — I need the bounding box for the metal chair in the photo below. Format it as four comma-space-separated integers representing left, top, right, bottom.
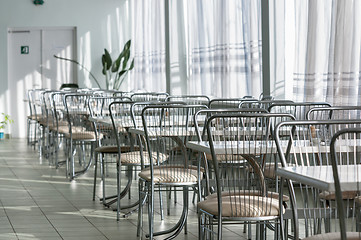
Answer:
63, 93, 96, 179
193, 108, 269, 198
50, 91, 71, 168
274, 119, 361, 239
27, 89, 48, 150
307, 106, 361, 120
166, 95, 210, 106
239, 99, 294, 110
88, 96, 131, 206
293, 128, 361, 240
104, 100, 180, 220
108, 100, 148, 220
269, 102, 332, 120
327, 128, 361, 239
208, 97, 257, 109
137, 104, 207, 239
130, 92, 169, 102
197, 112, 295, 240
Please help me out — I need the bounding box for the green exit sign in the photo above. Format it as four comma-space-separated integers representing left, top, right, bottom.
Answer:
21, 46, 29, 54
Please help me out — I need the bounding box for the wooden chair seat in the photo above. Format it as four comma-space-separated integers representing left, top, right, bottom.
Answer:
319, 191, 358, 201
205, 190, 290, 203
64, 131, 96, 141
139, 166, 198, 184
198, 194, 283, 217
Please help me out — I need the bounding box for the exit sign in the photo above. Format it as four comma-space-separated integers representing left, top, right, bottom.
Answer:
21, 46, 29, 54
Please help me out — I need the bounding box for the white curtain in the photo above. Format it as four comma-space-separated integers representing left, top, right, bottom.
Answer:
127, 0, 166, 92
175, 0, 263, 98
276, 0, 361, 105
129, 0, 263, 97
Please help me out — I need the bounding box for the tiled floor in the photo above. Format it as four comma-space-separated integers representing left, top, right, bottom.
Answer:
0, 139, 275, 240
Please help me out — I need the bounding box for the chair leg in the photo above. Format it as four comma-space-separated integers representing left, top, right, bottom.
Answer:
137, 180, 144, 237
148, 184, 155, 240
116, 160, 121, 221
101, 154, 106, 205
92, 153, 98, 201
159, 187, 164, 220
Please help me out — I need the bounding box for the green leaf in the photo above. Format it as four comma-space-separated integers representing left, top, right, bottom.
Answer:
117, 70, 127, 79
123, 40, 131, 52
102, 49, 112, 71
129, 59, 134, 70
122, 50, 130, 69
112, 53, 122, 72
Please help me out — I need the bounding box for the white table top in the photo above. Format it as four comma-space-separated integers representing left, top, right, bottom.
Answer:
187, 139, 361, 154
277, 165, 361, 191
187, 140, 361, 191
129, 127, 199, 137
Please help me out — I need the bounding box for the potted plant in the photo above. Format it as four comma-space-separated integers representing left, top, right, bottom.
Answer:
0, 113, 14, 139
101, 40, 134, 90
54, 40, 134, 90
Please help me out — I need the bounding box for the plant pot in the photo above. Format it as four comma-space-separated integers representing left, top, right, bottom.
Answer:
0, 132, 4, 139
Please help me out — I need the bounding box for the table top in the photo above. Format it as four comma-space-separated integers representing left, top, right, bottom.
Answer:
187, 139, 361, 154
277, 165, 361, 191
188, 139, 361, 191
129, 127, 199, 137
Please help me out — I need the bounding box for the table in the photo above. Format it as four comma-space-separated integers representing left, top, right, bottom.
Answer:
277, 165, 361, 192
275, 139, 361, 240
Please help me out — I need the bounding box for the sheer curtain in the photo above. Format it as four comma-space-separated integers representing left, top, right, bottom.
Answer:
128, 0, 263, 97
181, 0, 262, 98
127, 0, 166, 92
276, 0, 361, 105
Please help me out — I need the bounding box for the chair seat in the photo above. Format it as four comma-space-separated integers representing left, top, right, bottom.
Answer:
95, 145, 140, 154
319, 191, 358, 201
197, 194, 283, 217
121, 151, 167, 165
27, 114, 43, 120
56, 125, 71, 134
38, 119, 54, 126
139, 166, 198, 184
49, 121, 69, 131
205, 190, 290, 203
303, 232, 361, 240
64, 131, 96, 141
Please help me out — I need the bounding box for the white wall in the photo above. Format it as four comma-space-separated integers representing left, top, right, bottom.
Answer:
0, 0, 130, 136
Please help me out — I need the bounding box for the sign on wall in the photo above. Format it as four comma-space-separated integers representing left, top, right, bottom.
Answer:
20, 46, 29, 54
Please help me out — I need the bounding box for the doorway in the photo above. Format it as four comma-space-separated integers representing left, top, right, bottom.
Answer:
7, 27, 77, 138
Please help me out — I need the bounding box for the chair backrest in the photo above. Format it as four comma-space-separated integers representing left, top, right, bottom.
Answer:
307, 106, 361, 120
130, 92, 169, 102
193, 108, 269, 141
28, 88, 47, 121
64, 93, 93, 137
330, 128, 361, 240
141, 104, 208, 179
40, 90, 58, 126
51, 91, 70, 131
239, 99, 294, 110
166, 95, 210, 106
108, 101, 150, 169
208, 98, 257, 109
274, 119, 361, 238
205, 113, 295, 220
268, 102, 332, 120
88, 96, 131, 145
